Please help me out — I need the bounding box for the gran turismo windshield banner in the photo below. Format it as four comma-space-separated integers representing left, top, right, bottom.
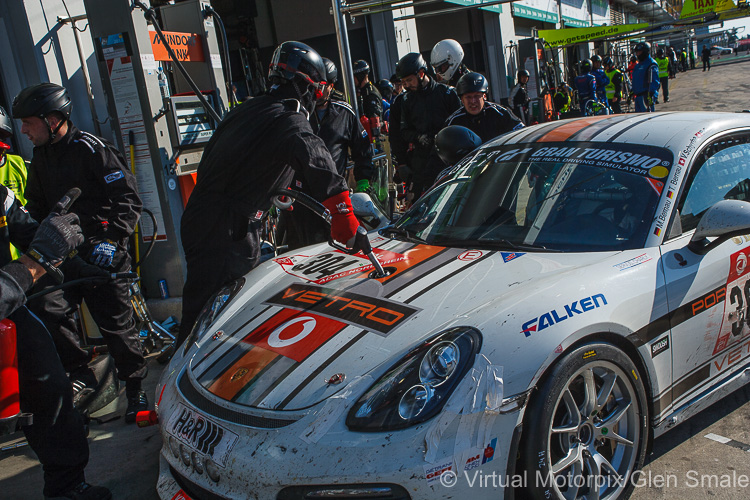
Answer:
495, 142, 674, 179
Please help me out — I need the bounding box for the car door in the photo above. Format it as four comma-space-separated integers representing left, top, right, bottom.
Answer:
660, 132, 750, 411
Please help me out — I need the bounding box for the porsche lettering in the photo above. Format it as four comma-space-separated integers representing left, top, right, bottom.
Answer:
692, 288, 726, 316
521, 294, 608, 337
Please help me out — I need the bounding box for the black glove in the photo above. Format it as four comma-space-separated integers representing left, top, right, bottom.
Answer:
62, 256, 110, 285
417, 134, 433, 149
27, 188, 83, 284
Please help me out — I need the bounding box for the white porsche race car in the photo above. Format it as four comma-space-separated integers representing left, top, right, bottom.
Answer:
155, 112, 750, 500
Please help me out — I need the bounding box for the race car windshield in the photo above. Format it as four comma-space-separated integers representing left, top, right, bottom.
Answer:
391, 142, 673, 252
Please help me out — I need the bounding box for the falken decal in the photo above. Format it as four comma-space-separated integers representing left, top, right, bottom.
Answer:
265, 284, 420, 335
521, 294, 608, 337
273, 249, 406, 284
104, 171, 124, 183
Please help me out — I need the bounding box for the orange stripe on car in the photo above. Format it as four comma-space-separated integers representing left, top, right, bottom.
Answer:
208, 346, 279, 401
537, 116, 612, 142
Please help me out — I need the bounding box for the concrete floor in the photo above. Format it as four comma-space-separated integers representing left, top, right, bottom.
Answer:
1, 56, 749, 500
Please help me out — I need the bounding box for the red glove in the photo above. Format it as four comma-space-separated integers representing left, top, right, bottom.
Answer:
323, 191, 359, 245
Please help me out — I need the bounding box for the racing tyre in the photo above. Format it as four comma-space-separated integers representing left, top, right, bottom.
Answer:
521, 343, 648, 500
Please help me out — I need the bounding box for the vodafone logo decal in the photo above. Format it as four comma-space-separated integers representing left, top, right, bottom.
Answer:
245, 309, 347, 362
268, 316, 317, 348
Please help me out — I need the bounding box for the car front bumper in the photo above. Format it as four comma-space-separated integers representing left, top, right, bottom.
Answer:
155, 369, 524, 500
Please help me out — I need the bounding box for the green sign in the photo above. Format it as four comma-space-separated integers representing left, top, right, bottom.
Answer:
563, 17, 591, 27
445, 0, 502, 14
538, 23, 649, 48
512, 4, 559, 22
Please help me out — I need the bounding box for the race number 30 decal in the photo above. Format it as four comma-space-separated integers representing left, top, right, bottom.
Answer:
714, 249, 750, 354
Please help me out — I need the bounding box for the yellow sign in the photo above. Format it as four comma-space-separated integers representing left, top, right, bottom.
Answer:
539, 24, 649, 48
680, 0, 717, 18
715, 0, 736, 12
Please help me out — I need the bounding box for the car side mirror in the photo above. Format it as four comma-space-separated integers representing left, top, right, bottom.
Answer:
688, 199, 750, 254
351, 192, 389, 229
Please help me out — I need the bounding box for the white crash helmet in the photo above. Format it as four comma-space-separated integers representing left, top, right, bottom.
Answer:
431, 39, 464, 82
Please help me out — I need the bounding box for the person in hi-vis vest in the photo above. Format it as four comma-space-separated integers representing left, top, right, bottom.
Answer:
655, 48, 670, 103
0, 105, 28, 259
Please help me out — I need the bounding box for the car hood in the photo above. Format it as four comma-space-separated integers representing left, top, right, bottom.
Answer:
185, 237, 619, 411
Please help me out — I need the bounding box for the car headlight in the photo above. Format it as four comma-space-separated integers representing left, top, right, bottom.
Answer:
183, 278, 244, 353
346, 327, 482, 432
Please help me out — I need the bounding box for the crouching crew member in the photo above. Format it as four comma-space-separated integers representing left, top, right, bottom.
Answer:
445, 72, 524, 143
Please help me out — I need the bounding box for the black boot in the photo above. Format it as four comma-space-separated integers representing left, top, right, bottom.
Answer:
125, 379, 148, 424
45, 482, 112, 500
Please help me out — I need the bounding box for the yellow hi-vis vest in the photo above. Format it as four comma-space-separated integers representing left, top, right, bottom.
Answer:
0, 153, 28, 259
604, 68, 621, 99
656, 56, 669, 78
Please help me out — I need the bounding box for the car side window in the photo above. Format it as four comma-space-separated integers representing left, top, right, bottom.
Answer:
678, 135, 750, 233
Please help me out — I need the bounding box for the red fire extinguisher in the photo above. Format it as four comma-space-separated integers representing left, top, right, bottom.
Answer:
0, 318, 20, 434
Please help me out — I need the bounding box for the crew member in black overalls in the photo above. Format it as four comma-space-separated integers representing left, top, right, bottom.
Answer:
0, 185, 112, 500
13, 83, 146, 423
445, 72, 524, 143
178, 41, 363, 346
284, 57, 373, 250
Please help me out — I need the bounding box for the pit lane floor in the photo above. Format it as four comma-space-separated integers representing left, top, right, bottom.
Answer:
1, 58, 750, 499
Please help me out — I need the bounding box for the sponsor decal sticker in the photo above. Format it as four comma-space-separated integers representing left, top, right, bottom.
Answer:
167, 403, 238, 467
273, 249, 406, 284
230, 367, 248, 382
649, 166, 669, 179
458, 250, 485, 261
613, 253, 653, 271
501, 251, 525, 263
646, 178, 665, 196
712, 248, 750, 354
243, 309, 346, 362
265, 284, 420, 335
424, 460, 453, 484
463, 452, 482, 471
651, 336, 669, 358
104, 171, 124, 183
171, 491, 192, 500
554, 344, 564, 354
522, 142, 673, 176
521, 294, 608, 337
482, 438, 497, 464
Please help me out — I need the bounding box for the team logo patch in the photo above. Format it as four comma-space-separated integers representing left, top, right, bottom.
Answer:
104, 171, 125, 183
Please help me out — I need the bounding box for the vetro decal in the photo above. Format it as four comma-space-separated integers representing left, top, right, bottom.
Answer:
265, 284, 420, 335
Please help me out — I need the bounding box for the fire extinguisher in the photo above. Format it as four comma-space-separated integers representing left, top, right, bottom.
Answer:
0, 318, 20, 435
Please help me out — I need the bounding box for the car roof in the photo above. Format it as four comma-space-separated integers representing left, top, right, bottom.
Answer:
488, 112, 750, 155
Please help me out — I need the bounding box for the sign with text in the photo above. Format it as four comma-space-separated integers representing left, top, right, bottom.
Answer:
149, 30, 205, 62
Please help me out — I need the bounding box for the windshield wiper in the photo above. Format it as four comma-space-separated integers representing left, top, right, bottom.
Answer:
433, 238, 560, 252
380, 226, 427, 243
